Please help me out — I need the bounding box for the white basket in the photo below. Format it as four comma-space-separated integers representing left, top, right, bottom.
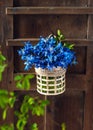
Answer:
35, 67, 66, 96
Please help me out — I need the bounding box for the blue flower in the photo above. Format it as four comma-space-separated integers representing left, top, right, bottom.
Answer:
18, 35, 77, 71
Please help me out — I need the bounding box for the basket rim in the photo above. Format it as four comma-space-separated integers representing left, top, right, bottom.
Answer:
35, 67, 66, 76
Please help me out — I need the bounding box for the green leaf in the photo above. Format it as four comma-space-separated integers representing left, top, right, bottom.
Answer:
0, 65, 7, 73
57, 29, 61, 36
20, 103, 29, 114
0, 52, 6, 61
61, 123, 66, 130
9, 92, 14, 96
40, 100, 50, 107
16, 81, 23, 89
0, 90, 9, 109
0, 124, 14, 130
14, 75, 23, 81
32, 105, 44, 116
64, 43, 75, 50
2, 108, 7, 120
16, 118, 27, 130
22, 78, 30, 90
30, 123, 38, 130
28, 97, 34, 105
0, 73, 2, 81
0, 64, 7, 81
0, 89, 8, 95
25, 74, 34, 79
8, 97, 16, 108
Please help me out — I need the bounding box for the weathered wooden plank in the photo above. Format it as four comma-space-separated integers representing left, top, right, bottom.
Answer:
13, 0, 87, 7
2, 0, 14, 125
86, 46, 93, 76
13, 15, 87, 39
47, 91, 84, 130
83, 82, 93, 130
4, 0, 13, 7
6, 7, 93, 15
6, 38, 93, 46
0, 14, 3, 44
88, 0, 93, 6
87, 16, 93, 39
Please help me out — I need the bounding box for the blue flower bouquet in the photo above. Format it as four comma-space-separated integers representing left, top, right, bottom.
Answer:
18, 30, 77, 95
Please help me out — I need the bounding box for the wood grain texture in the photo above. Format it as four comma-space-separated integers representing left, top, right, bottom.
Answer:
6, 7, 93, 15
87, 16, 93, 39
47, 91, 84, 130
13, 0, 87, 7
2, 0, 93, 130
13, 15, 87, 39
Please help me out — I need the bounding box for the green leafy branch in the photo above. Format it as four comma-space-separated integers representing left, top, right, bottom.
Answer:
0, 89, 16, 120
0, 123, 14, 130
14, 74, 34, 90
54, 29, 75, 50
0, 51, 7, 81
54, 29, 65, 43
15, 95, 49, 130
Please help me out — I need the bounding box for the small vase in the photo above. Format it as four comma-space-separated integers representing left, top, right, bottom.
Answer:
35, 67, 66, 96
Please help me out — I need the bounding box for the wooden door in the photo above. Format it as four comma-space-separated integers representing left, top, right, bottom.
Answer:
0, 0, 93, 130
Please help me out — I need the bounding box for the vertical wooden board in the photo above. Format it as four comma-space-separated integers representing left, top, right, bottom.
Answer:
3, 0, 13, 39
83, 45, 93, 130
0, 1, 4, 43
46, 91, 84, 130
14, 15, 87, 39
0, 14, 3, 44
1, 0, 14, 124
86, 46, 93, 76
88, 0, 93, 6
3, 0, 14, 90
83, 85, 93, 130
87, 16, 93, 39
4, 0, 13, 6
14, 91, 46, 130
13, 0, 88, 7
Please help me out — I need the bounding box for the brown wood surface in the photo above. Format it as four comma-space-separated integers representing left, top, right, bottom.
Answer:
13, 15, 87, 39
47, 91, 84, 130
0, 0, 93, 130
13, 0, 87, 7
6, 7, 93, 15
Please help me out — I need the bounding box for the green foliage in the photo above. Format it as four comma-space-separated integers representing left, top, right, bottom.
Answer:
0, 89, 16, 120
54, 29, 75, 50
0, 124, 14, 130
30, 123, 38, 130
63, 42, 75, 50
54, 29, 65, 43
14, 74, 34, 90
15, 95, 49, 130
61, 123, 66, 130
0, 51, 7, 81
0, 50, 50, 130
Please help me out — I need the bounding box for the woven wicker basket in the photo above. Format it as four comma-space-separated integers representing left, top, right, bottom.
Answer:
35, 67, 66, 95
